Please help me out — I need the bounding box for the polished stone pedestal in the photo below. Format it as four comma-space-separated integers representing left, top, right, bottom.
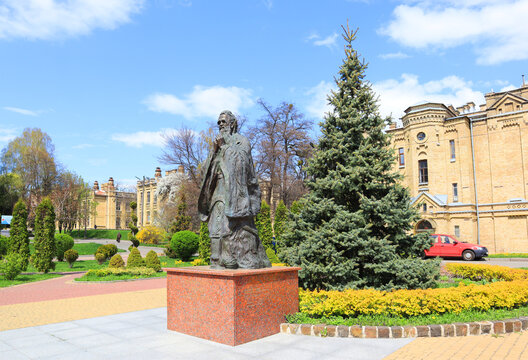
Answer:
167, 266, 300, 346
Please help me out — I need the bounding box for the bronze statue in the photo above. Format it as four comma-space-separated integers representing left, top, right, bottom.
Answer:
198, 110, 271, 269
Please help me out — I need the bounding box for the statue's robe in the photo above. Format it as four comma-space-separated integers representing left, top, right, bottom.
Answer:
198, 133, 270, 269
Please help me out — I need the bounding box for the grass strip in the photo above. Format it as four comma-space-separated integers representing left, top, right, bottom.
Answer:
72, 242, 125, 255
25, 259, 109, 273
0, 273, 62, 288
286, 304, 528, 327
488, 253, 528, 258
67, 229, 131, 240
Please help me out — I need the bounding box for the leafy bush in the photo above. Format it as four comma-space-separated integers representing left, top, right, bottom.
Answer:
109, 254, 125, 268
164, 244, 178, 258
266, 247, 280, 264
446, 263, 528, 281
256, 200, 273, 249
136, 226, 165, 245
55, 233, 74, 261
95, 252, 106, 265
84, 267, 155, 277
95, 244, 118, 261
145, 250, 161, 272
0, 235, 8, 258
129, 235, 140, 248
64, 249, 79, 268
32, 197, 56, 273
299, 264, 528, 318
191, 258, 207, 266
127, 247, 145, 268
0, 253, 24, 280
170, 231, 199, 261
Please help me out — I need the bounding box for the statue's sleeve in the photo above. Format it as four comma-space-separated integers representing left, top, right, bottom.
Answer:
198, 153, 215, 221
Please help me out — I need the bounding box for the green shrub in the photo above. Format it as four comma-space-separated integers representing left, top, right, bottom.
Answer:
9, 199, 30, 270
164, 244, 178, 258
266, 247, 280, 264
145, 250, 161, 272
85, 267, 155, 277
109, 254, 125, 268
55, 233, 74, 261
127, 247, 145, 268
32, 197, 56, 273
129, 235, 140, 248
64, 249, 79, 268
0, 235, 8, 258
95, 244, 118, 261
198, 222, 211, 263
170, 231, 199, 261
0, 253, 24, 280
95, 252, 106, 265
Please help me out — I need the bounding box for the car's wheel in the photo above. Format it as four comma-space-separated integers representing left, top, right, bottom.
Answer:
462, 250, 475, 261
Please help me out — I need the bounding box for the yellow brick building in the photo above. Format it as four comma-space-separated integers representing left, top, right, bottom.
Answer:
89, 177, 135, 230
136, 166, 185, 229
389, 82, 528, 253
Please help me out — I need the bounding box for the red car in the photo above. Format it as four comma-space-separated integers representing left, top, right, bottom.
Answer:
424, 234, 488, 261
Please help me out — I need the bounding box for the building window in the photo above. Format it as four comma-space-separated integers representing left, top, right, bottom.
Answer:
147, 191, 150, 204
116, 217, 121, 229
116, 201, 121, 211
398, 148, 405, 166
422, 203, 427, 212
453, 183, 458, 202
147, 211, 150, 223
449, 140, 456, 161
418, 160, 428, 184
154, 194, 157, 204
417, 132, 426, 141
454, 225, 460, 238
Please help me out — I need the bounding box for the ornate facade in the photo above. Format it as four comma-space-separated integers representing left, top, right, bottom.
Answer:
389, 82, 528, 253
89, 177, 135, 230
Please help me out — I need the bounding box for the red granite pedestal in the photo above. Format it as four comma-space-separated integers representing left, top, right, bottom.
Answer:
166, 266, 300, 346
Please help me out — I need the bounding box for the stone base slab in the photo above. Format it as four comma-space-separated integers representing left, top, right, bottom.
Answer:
167, 266, 300, 346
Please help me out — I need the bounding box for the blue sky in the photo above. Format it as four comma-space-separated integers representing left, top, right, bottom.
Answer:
1, 0, 527, 189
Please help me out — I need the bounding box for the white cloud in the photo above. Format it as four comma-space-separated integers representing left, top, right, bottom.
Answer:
307, 33, 339, 49
372, 74, 485, 119
3, 106, 39, 116
0, 0, 144, 40
305, 81, 335, 119
500, 84, 517, 92
380, 0, 528, 64
0, 127, 17, 143
143, 85, 254, 119
112, 130, 166, 148
72, 143, 95, 149
379, 52, 410, 60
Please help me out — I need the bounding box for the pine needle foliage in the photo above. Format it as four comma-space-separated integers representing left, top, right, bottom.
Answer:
279, 25, 439, 291
256, 200, 273, 249
198, 221, 211, 263
9, 199, 30, 270
273, 200, 288, 255
32, 197, 56, 273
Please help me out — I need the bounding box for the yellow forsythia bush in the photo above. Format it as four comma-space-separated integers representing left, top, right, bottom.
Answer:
299, 264, 528, 318
136, 225, 165, 244
445, 263, 528, 281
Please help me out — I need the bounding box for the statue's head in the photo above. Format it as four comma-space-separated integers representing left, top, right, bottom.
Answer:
218, 110, 238, 135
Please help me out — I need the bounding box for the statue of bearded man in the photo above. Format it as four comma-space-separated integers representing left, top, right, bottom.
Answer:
198, 110, 271, 269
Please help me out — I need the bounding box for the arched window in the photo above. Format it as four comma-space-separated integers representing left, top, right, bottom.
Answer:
416, 220, 433, 230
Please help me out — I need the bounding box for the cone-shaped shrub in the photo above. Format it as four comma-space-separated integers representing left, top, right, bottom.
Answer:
145, 250, 161, 272
9, 199, 30, 270
198, 222, 210, 263
127, 247, 145, 268
32, 198, 56, 273
256, 200, 273, 249
108, 253, 125, 268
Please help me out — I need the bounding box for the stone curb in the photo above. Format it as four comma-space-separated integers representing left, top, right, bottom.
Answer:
280, 317, 528, 338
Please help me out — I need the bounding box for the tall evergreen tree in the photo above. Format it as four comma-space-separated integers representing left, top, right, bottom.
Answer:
169, 190, 191, 234
256, 200, 273, 249
280, 25, 439, 291
198, 221, 211, 263
273, 200, 288, 254
32, 197, 56, 273
9, 199, 30, 270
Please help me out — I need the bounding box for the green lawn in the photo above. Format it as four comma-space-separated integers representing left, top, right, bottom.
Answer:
0, 273, 62, 288
158, 256, 196, 268
434, 275, 490, 288
286, 304, 528, 327
488, 253, 528, 258
29, 242, 124, 257
25, 259, 110, 273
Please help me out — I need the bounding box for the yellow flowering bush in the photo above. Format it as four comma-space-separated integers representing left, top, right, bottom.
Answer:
191, 258, 207, 266
445, 263, 528, 281
299, 264, 528, 318
136, 225, 165, 244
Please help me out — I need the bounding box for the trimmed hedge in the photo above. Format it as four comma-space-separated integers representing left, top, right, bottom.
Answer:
127, 247, 145, 268
109, 254, 125, 268
64, 249, 79, 268
445, 263, 528, 281
299, 264, 528, 318
170, 231, 198, 261
84, 267, 155, 277
145, 250, 161, 272
55, 233, 74, 261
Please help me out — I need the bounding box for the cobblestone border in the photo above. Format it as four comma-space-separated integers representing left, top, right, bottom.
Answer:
280, 317, 528, 338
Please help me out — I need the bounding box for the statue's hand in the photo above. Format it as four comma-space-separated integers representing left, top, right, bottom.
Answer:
214, 135, 225, 152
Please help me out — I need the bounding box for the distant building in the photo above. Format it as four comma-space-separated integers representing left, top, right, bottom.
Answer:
136, 166, 186, 229
389, 81, 528, 253
89, 177, 135, 230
